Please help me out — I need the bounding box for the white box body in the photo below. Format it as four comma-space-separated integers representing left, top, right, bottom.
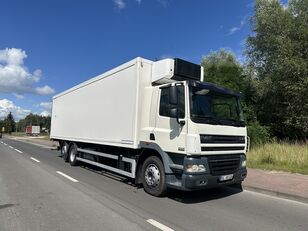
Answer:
50, 58, 153, 149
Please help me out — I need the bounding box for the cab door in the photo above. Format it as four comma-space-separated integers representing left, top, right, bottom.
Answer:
153, 84, 187, 154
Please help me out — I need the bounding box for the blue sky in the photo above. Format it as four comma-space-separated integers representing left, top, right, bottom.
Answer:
0, 0, 260, 120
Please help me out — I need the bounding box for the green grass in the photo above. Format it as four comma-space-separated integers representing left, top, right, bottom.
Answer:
10, 132, 26, 137
10, 132, 49, 140
247, 141, 308, 175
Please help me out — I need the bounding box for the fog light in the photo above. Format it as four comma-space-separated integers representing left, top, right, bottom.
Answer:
185, 164, 206, 173
241, 160, 247, 167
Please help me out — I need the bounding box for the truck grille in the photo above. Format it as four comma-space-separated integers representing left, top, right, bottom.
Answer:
200, 135, 245, 144
201, 146, 245, 151
208, 155, 240, 176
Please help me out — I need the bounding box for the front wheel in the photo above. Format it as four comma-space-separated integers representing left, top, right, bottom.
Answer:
142, 156, 167, 197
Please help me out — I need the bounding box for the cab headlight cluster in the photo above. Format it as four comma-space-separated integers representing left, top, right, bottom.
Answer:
185, 164, 206, 173
241, 160, 247, 167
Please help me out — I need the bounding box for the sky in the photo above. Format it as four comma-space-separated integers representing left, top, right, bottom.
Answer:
0, 0, 281, 121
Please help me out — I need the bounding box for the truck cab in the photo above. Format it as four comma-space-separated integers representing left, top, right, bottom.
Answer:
139, 59, 247, 193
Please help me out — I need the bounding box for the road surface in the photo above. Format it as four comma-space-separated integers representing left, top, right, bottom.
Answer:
0, 137, 307, 231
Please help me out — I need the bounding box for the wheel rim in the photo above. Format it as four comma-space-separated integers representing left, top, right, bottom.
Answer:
70, 148, 76, 162
145, 164, 160, 188
61, 145, 67, 154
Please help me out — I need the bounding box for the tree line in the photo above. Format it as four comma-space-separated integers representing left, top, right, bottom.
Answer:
201, 0, 307, 145
0, 113, 51, 134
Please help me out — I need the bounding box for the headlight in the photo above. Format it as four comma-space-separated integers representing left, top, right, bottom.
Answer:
185, 164, 206, 173
241, 160, 247, 167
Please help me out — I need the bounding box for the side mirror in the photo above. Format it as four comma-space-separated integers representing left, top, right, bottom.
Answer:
169, 85, 178, 119
169, 85, 178, 106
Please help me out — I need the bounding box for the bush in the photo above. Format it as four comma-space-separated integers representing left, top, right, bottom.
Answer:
248, 122, 270, 146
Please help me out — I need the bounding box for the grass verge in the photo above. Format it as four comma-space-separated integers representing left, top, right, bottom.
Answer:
247, 141, 308, 175
10, 132, 50, 140
10, 132, 26, 137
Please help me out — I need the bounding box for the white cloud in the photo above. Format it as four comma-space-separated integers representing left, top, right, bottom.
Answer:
113, 0, 169, 9
228, 18, 246, 35
13, 93, 24, 99
35, 85, 55, 95
114, 0, 126, 9
0, 99, 31, 121
40, 102, 52, 111
0, 48, 55, 96
39, 102, 52, 117
40, 110, 50, 117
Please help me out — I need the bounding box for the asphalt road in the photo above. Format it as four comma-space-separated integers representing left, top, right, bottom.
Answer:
0, 137, 307, 231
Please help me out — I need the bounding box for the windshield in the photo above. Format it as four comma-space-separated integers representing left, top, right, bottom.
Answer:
190, 85, 245, 127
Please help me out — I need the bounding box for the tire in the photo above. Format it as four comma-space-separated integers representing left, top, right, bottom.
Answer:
61, 142, 69, 162
69, 143, 79, 166
141, 156, 167, 197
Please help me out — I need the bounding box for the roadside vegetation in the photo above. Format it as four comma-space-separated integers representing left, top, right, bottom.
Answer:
201, 0, 308, 174
10, 132, 49, 137
10, 132, 26, 137
247, 141, 308, 175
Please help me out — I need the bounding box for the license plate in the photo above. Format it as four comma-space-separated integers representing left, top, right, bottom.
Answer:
219, 174, 233, 181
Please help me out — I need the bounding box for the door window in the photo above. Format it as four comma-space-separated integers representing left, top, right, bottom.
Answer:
159, 85, 185, 118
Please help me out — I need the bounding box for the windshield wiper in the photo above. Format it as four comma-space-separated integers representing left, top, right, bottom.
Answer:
219, 118, 245, 127
191, 115, 221, 125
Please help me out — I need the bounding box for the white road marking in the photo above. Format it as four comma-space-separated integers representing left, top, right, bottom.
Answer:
56, 171, 79, 183
30, 157, 40, 163
3, 143, 7, 145
147, 219, 174, 231
9, 145, 14, 149
14, 148, 23, 153
244, 190, 308, 207
0, 141, 3, 144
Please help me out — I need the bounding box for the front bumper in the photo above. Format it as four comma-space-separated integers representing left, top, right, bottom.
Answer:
183, 168, 246, 189
166, 155, 247, 191
166, 168, 247, 190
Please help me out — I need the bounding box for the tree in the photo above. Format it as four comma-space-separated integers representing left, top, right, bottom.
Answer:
0, 119, 4, 133
4, 112, 16, 134
16, 113, 51, 133
201, 49, 244, 92
246, 0, 308, 139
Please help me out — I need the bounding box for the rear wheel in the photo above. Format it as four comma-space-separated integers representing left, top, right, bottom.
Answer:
61, 142, 69, 162
69, 143, 79, 166
142, 156, 167, 197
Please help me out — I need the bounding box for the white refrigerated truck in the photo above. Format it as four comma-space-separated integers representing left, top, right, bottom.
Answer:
50, 57, 248, 196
